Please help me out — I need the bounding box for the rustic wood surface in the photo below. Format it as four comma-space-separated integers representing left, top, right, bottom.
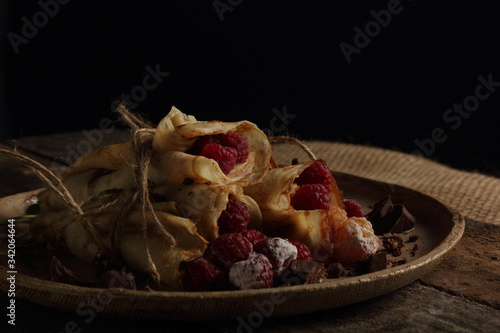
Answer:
1, 130, 499, 333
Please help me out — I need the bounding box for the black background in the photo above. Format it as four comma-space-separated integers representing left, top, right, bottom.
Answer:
1, 0, 499, 176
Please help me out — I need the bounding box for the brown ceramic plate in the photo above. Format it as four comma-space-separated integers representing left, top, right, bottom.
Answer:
0, 172, 464, 321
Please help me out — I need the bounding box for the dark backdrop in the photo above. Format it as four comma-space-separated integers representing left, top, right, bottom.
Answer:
1, 0, 499, 176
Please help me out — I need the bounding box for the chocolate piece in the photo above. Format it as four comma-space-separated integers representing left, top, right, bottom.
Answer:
382, 233, 405, 256
389, 257, 408, 267
326, 262, 349, 278
357, 252, 387, 273
407, 234, 420, 243
365, 195, 393, 224
286, 260, 327, 284
366, 196, 416, 234
409, 243, 419, 257
388, 204, 416, 233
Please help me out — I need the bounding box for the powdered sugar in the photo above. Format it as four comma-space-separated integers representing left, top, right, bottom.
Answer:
254, 238, 298, 277
229, 252, 274, 289
331, 217, 380, 265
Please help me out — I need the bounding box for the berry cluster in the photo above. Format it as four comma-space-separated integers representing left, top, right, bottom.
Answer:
182, 229, 312, 291
291, 161, 332, 211
189, 132, 250, 174
181, 158, 374, 291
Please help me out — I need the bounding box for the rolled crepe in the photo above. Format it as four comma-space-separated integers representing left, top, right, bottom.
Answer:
64, 106, 273, 186
243, 160, 347, 259
31, 196, 208, 288
151, 106, 273, 185
151, 183, 262, 242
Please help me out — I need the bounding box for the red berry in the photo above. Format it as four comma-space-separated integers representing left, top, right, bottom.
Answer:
229, 252, 274, 289
211, 233, 253, 268
254, 238, 298, 278
217, 194, 250, 234
202, 143, 238, 174
288, 239, 313, 261
219, 132, 250, 163
343, 199, 364, 218
182, 257, 228, 291
242, 229, 268, 246
291, 184, 331, 210
294, 161, 332, 188
189, 135, 216, 156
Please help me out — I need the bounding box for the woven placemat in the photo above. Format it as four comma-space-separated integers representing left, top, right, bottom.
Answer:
272, 141, 500, 225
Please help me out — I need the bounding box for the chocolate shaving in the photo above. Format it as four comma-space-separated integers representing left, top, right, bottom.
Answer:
407, 234, 420, 243
409, 243, 419, 257
326, 262, 349, 278
382, 233, 405, 257
288, 260, 327, 284
389, 257, 408, 267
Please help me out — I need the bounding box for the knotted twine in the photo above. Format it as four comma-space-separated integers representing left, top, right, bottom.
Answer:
0, 103, 176, 283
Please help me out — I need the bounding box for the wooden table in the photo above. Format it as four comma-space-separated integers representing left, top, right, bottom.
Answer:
1, 130, 499, 333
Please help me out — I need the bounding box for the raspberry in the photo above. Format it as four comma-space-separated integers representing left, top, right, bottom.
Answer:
189, 135, 216, 156
242, 229, 268, 246
291, 184, 331, 210
217, 194, 250, 234
211, 233, 253, 268
288, 239, 313, 261
343, 199, 364, 218
229, 252, 274, 289
181, 257, 228, 291
294, 161, 332, 188
219, 132, 250, 163
202, 143, 238, 174
254, 238, 298, 278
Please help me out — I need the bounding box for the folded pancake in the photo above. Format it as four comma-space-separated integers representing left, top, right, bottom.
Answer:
151, 183, 262, 242
64, 106, 273, 186
31, 195, 208, 288
243, 160, 347, 260
39, 106, 274, 212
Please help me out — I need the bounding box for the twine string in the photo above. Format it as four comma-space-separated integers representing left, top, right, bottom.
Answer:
268, 135, 318, 161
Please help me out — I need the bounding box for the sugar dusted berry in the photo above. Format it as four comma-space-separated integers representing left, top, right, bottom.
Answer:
211, 233, 253, 268
254, 237, 298, 278
331, 217, 380, 266
343, 199, 364, 218
294, 161, 332, 188
242, 229, 268, 246
217, 194, 250, 234
182, 257, 228, 291
229, 252, 274, 289
291, 184, 330, 210
288, 239, 313, 262
202, 143, 238, 174
219, 132, 250, 163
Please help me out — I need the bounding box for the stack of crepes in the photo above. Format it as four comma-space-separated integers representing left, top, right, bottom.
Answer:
31, 106, 356, 289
